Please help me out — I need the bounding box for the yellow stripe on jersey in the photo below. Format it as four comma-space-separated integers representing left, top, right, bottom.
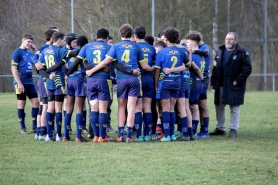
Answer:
107, 79, 113, 100
11, 60, 18, 66
213, 60, 217, 66
78, 56, 85, 60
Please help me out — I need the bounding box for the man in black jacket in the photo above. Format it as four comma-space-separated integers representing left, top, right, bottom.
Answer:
210, 32, 252, 137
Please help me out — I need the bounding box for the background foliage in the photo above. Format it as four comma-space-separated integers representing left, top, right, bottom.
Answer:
0, 0, 278, 91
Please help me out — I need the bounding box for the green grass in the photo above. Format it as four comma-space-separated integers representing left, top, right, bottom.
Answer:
0, 91, 278, 185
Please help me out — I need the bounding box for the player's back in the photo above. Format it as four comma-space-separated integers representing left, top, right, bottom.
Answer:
191, 53, 205, 81
137, 42, 156, 77
156, 46, 186, 80
107, 40, 144, 79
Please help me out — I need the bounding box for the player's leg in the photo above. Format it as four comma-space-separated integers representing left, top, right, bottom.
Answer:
134, 97, 143, 142
143, 97, 152, 141
177, 97, 190, 141
197, 96, 210, 139
45, 91, 56, 141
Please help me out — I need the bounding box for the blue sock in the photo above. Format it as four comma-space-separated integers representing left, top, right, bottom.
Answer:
40, 126, 46, 135
18, 109, 25, 129
118, 127, 124, 137
143, 113, 152, 136
192, 120, 199, 135
46, 112, 54, 136
162, 112, 170, 137
169, 112, 176, 136
36, 127, 40, 136
188, 127, 192, 134
180, 117, 189, 137
203, 117, 209, 134
134, 112, 142, 138
83, 110, 87, 129
31, 107, 39, 131
126, 126, 133, 139
99, 113, 107, 138
90, 112, 99, 137
64, 113, 72, 139
63, 110, 66, 117
56, 112, 62, 137
76, 113, 83, 139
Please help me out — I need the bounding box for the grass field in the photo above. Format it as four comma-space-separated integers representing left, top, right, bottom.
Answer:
0, 91, 277, 185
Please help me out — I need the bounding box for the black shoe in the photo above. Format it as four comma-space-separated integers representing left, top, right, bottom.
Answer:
177, 135, 190, 141
229, 129, 237, 138
189, 132, 196, 140
209, 128, 226, 136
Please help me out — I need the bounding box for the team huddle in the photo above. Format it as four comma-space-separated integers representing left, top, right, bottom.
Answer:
11, 23, 211, 143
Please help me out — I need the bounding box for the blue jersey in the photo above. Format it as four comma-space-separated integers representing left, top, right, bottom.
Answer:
190, 53, 206, 82
199, 43, 210, 78
155, 46, 188, 80
66, 49, 85, 79
78, 41, 111, 79
11, 48, 34, 85
137, 42, 156, 77
32, 43, 50, 79
181, 68, 191, 90
39, 45, 69, 90
107, 40, 145, 79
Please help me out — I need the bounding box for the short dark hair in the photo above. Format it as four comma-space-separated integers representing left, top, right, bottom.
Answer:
144, 36, 154, 46
134, 26, 146, 39
77, 36, 88, 48
45, 29, 57, 41
119, 24, 133, 38
154, 41, 166, 48
185, 32, 201, 44
96, 28, 109, 39
164, 27, 179, 44
22, 33, 34, 40
157, 31, 163, 38
108, 35, 113, 40
52, 32, 65, 43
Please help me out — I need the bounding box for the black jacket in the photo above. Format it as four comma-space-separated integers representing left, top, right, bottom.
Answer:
210, 44, 252, 105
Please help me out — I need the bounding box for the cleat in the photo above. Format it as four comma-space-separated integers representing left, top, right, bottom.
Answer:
126, 138, 133, 143
174, 131, 182, 137
34, 134, 39, 140
21, 128, 28, 134
209, 128, 226, 136
82, 128, 88, 134
151, 134, 157, 141
56, 134, 62, 141
171, 135, 177, 141
93, 136, 99, 143
75, 137, 88, 142
161, 136, 171, 142
177, 135, 190, 141
197, 132, 209, 139
134, 135, 144, 142
144, 135, 151, 142
62, 137, 70, 142
229, 129, 237, 138
157, 132, 165, 139
116, 136, 124, 142
156, 126, 162, 134
106, 126, 117, 133
189, 133, 196, 140
38, 134, 47, 140
45, 135, 56, 142
98, 136, 109, 143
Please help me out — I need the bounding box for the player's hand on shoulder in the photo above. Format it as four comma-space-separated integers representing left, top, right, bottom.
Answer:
35, 63, 43, 70
163, 68, 171, 74
133, 68, 140, 76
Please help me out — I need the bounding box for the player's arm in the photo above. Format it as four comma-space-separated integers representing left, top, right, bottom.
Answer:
154, 67, 160, 90
193, 50, 209, 57
112, 60, 139, 75
139, 60, 154, 72
66, 57, 83, 76
191, 62, 204, 81
65, 49, 80, 58
83, 59, 95, 70
86, 56, 112, 76
45, 60, 66, 73
163, 64, 185, 74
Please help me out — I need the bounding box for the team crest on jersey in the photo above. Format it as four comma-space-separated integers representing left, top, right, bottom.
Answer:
46, 49, 54, 54
122, 44, 132, 48
142, 48, 149, 52
94, 45, 103, 49
169, 50, 178, 54
233, 55, 237, 60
